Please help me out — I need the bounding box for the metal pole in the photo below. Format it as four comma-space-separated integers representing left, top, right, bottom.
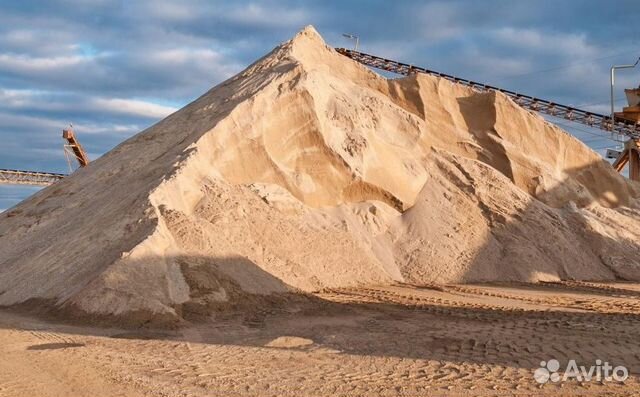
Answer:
610, 57, 640, 131
611, 66, 615, 130
342, 33, 359, 51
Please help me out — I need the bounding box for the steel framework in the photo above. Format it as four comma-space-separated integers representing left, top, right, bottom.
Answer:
336, 48, 640, 140
612, 140, 640, 180
0, 169, 66, 186
63, 127, 90, 170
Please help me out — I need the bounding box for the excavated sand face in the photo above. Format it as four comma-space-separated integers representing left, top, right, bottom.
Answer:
1, 26, 640, 322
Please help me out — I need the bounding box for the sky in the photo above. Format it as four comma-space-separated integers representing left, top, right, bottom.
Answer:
1, 0, 639, 211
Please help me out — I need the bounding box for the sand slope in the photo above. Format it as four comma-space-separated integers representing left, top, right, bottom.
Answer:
1, 26, 639, 322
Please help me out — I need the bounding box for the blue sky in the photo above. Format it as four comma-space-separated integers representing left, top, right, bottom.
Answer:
1, 0, 639, 210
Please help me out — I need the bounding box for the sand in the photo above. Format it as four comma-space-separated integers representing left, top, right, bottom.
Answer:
1, 26, 640, 325
1, 282, 640, 396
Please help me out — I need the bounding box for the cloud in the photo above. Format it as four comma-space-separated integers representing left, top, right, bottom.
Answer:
70, 121, 140, 136
0, 28, 78, 56
90, 98, 178, 119
225, 3, 310, 28
489, 27, 598, 58
144, 1, 199, 22
418, 2, 464, 41
0, 48, 241, 100
0, 88, 175, 120
0, 0, 636, 206
0, 53, 96, 72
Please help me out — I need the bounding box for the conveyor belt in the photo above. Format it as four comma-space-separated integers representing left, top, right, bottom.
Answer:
336, 48, 640, 139
0, 169, 66, 186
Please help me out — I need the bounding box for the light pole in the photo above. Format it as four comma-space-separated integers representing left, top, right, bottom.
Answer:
610, 57, 640, 129
342, 33, 359, 51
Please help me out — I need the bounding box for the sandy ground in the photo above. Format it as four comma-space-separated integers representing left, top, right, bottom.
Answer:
2, 26, 639, 397
1, 282, 639, 397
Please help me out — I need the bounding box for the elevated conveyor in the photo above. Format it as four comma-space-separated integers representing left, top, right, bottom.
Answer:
0, 169, 66, 186
336, 48, 640, 139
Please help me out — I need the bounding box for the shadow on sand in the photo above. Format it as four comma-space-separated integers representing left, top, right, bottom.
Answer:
1, 151, 640, 376
1, 253, 640, 375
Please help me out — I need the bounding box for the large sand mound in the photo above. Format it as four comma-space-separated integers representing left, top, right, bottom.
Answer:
1, 26, 640, 323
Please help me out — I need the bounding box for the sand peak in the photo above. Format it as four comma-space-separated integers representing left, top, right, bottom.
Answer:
0, 27, 639, 324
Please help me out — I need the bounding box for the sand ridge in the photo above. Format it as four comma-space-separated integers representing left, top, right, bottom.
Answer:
0, 26, 639, 323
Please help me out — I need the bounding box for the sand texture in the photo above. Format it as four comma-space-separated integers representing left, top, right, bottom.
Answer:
1, 26, 640, 323
1, 282, 640, 396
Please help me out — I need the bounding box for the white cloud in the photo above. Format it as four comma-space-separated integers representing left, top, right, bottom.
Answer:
3, 29, 39, 46
149, 48, 224, 64
418, 2, 463, 41
0, 89, 179, 119
489, 27, 598, 58
467, 54, 533, 77
0, 53, 94, 72
135, 47, 242, 86
145, 1, 198, 22
0, 88, 40, 107
362, 40, 417, 61
226, 3, 309, 28
462, 26, 622, 104
0, 111, 64, 132
129, 1, 310, 29
91, 98, 178, 118
0, 29, 77, 56
0, 111, 140, 139
70, 121, 140, 136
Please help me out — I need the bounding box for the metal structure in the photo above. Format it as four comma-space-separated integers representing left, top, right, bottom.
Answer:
618, 86, 640, 123
611, 58, 640, 126
1, 127, 89, 187
612, 139, 640, 181
63, 126, 90, 171
612, 88, 640, 181
0, 169, 65, 186
336, 48, 640, 140
342, 33, 360, 51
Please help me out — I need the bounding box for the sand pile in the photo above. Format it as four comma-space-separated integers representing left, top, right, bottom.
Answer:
1, 26, 640, 323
